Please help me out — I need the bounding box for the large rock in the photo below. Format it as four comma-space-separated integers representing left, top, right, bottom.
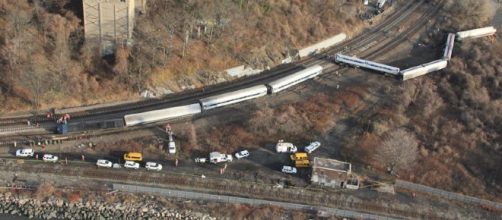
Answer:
56, 199, 64, 207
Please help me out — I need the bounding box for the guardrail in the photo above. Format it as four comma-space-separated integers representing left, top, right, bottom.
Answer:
395, 180, 502, 210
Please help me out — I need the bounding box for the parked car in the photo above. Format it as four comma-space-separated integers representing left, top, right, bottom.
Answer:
15, 148, 34, 157
234, 150, 250, 159
145, 162, 162, 171
304, 141, 321, 154
42, 154, 58, 162
112, 163, 122, 169
124, 161, 140, 169
195, 158, 207, 163
281, 166, 297, 174
168, 141, 176, 154
96, 159, 113, 168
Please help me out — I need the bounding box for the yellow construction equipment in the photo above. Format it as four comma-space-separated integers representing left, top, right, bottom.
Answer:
290, 152, 309, 168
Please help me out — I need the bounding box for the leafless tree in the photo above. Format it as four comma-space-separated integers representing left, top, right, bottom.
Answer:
374, 129, 419, 175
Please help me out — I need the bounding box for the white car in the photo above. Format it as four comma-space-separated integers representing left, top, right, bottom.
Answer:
304, 141, 321, 154
235, 150, 250, 159
195, 158, 207, 163
15, 148, 34, 157
145, 162, 163, 171
168, 141, 176, 154
112, 163, 122, 169
281, 166, 297, 174
96, 159, 113, 168
124, 161, 140, 169
42, 154, 58, 162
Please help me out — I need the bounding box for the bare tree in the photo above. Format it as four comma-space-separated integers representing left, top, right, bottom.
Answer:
374, 129, 419, 175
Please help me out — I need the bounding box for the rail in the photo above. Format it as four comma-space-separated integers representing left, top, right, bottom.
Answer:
114, 183, 400, 220
395, 180, 502, 210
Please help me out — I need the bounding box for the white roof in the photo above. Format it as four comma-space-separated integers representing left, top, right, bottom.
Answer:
267, 65, 323, 93
124, 103, 201, 126
200, 85, 267, 108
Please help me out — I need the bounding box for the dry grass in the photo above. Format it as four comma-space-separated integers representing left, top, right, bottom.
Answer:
66, 191, 82, 203
34, 182, 56, 201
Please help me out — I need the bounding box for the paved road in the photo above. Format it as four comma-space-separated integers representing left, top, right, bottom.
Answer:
113, 183, 400, 220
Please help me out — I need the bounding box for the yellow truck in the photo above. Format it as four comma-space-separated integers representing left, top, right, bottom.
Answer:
290, 152, 310, 168
124, 152, 143, 161
290, 152, 308, 161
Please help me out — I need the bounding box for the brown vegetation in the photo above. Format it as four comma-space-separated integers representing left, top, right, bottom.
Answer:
34, 182, 56, 200
441, 0, 496, 30
348, 0, 502, 200
185, 88, 368, 154
373, 129, 418, 175
0, 0, 364, 111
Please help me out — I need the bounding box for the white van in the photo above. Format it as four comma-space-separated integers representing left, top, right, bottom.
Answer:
16, 149, 34, 157
275, 140, 297, 153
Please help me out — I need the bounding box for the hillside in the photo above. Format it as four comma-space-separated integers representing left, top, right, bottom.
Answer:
0, 0, 365, 112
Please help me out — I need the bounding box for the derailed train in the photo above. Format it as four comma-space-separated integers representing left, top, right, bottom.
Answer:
122, 65, 323, 127
334, 53, 447, 81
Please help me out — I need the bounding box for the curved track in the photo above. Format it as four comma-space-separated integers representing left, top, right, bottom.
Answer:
0, 0, 439, 140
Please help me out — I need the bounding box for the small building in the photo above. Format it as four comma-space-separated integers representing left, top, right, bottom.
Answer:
311, 157, 359, 189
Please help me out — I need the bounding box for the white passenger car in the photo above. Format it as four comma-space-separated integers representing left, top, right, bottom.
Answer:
124, 161, 140, 169
199, 85, 268, 110
304, 141, 321, 154
42, 154, 58, 162
145, 162, 163, 171
235, 150, 250, 159
266, 65, 323, 94
401, 59, 448, 81
15, 148, 34, 157
335, 53, 400, 75
456, 26, 497, 41
96, 159, 113, 168
281, 166, 297, 174
124, 104, 202, 126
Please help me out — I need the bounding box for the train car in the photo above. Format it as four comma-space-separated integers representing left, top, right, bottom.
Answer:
456, 26, 497, 41
377, 0, 387, 9
335, 53, 400, 75
199, 85, 268, 111
123, 103, 202, 126
266, 65, 323, 94
443, 33, 456, 60
57, 118, 124, 134
401, 59, 447, 81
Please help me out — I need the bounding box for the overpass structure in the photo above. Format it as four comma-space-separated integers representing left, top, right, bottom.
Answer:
83, 0, 146, 55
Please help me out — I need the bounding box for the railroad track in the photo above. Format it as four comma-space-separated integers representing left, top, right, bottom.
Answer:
0, 0, 435, 138
0, 158, 470, 219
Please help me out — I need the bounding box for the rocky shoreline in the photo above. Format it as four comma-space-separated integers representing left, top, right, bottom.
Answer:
0, 191, 213, 219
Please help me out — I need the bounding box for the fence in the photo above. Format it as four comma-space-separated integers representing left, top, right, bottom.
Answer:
113, 183, 399, 220
395, 180, 502, 210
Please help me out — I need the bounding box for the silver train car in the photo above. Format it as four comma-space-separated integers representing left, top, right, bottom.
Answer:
266, 65, 323, 94
199, 85, 268, 110
401, 59, 448, 81
335, 53, 400, 75
123, 104, 202, 126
